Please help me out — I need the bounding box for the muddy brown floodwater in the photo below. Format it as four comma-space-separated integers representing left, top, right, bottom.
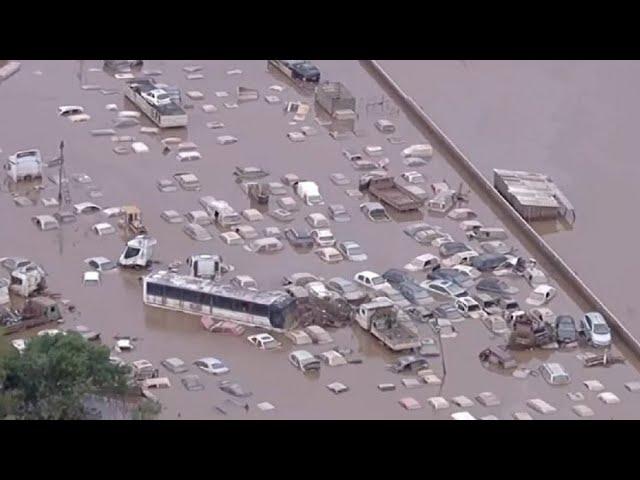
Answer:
1, 60, 639, 419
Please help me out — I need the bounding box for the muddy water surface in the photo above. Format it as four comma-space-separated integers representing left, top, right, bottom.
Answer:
0, 60, 638, 419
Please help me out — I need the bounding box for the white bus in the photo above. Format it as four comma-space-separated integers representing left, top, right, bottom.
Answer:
142, 271, 297, 331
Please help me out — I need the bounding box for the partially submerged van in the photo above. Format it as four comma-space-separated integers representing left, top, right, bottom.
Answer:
7, 149, 42, 183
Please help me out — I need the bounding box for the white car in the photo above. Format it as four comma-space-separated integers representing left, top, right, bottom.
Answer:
193, 357, 230, 375
142, 88, 173, 106
32, 215, 59, 231
455, 296, 485, 319
247, 333, 282, 350
526, 284, 557, 306
315, 247, 344, 264
220, 231, 244, 245
230, 275, 257, 290
185, 210, 212, 226
92, 222, 116, 236
311, 228, 335, 247
401, 171, 425, 184
306, 281, 331, 299
403, 253, 440, 272
234, 224, 259, 240
84, 256, 116, 271
441, 250, 479, 268
289, 350, 321, 372
452, 264, 482, 279
353, 270, 390, 292
306, 213, 330, 229
581, 312, 612, 348
337, 241, 367, 262
447, 208, 477, 220
524, 267, 548, 287
432, 235, 455, 247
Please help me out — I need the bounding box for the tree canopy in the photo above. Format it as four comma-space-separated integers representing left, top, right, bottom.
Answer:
0, 332, 130, 420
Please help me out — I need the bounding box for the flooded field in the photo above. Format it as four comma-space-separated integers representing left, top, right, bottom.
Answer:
1, 60, 639, 419
379, 60, 640, 337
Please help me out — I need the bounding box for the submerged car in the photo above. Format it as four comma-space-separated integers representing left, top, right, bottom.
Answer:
284, 227, 314, 249
360, 202, 390, 222
311, 228, 335, 247
439, 241, 472, 257
581, 312, 611, 347
326, 277, 367, 303
389, 355, 429, 373
404, 223, 444, 245
248, 333, 282, 350
476, 278, 519, 297
218, 380, 252, 397
315, 247, 344, 264
245, 237, 284, 253
183, 223, 212, 241
422, 279, 468, 299
337, 241, 367, 262
289, 350, 321, 372
194, 357, 229, 375
427, 268, 476, 290
328, 204, 351, 222
555, 315, 578, 344
84, 257, 116, 272
479, 346, 517, 369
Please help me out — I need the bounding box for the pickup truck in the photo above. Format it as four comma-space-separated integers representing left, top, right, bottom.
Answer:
355, 297, 421, 351
358, 175, 423, 211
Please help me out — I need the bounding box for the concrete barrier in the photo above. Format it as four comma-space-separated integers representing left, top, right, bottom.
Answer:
363, 59, 640, 358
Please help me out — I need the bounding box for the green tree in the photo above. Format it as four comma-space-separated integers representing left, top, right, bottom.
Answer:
0, 333, 130, 420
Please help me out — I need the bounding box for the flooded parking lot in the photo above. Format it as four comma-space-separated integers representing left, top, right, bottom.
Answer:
1, 60, 639, 419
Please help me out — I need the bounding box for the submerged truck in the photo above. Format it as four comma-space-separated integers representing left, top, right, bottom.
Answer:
359, 176, 423, 211
123, 78, 187, 128
355, 297, 421, 351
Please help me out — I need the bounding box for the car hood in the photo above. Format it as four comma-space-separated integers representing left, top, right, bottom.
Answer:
591, 332, 611, 345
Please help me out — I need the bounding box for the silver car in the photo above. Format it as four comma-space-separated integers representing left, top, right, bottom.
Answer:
183, 223, 212, 241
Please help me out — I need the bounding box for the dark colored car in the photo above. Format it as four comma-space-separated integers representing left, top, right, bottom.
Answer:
284, 227, 314, 249
439, 241, 472, 257
471, 254, 509, 272
383, 269, 433, 306
218, 380, 252, 398
271, 60, 321, 82
476, 277, 519, 297
434, 303, 463, 320
389, 355, 429, 373
382, 268, 413, 286
398, 283, 433, 306
555, 315, 578, 343
427, 268, 475, 289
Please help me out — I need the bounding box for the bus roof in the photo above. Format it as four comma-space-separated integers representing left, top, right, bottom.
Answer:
145, 270, 292, 307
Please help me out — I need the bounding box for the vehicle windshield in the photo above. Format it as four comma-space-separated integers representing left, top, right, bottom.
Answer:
263, 340, 279, 350
371, 277, 385, 285
308, 195, 322, 204
123, 247, 140, 259
157, 93, 171, 101
347, 246, 363, 255
594, 324, 610, 334
468, 304, 481, 312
